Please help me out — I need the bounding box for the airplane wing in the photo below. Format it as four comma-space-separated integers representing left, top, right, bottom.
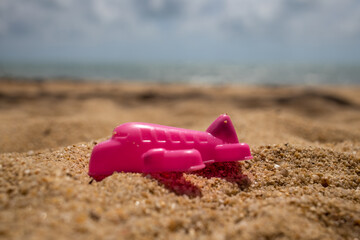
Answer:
142, 148, 205, 173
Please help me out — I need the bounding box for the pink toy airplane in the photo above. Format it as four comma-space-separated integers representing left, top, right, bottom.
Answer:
89, 114, 252, 181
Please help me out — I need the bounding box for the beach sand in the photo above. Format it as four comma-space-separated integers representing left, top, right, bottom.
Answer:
0, 78, 359, 239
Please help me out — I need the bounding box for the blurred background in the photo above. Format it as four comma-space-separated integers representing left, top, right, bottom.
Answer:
1, 0, 360, 84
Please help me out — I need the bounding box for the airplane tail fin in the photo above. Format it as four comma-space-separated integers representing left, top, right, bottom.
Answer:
206, 114, 239, 143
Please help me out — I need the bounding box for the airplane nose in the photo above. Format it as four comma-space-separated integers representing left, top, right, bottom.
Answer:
88, 139, 121, 181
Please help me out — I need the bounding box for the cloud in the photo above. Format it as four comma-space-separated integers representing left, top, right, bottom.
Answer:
1, 0, 360, 40
0, 0, 359, 61
216, 0, 360, 43
133, 0, 184, 20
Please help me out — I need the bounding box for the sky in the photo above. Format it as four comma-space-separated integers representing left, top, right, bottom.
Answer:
0, 0, 360, 63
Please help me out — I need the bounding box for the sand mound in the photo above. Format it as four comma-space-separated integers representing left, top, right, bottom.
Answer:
0, 79, 359, 239
1, 143, 359, 239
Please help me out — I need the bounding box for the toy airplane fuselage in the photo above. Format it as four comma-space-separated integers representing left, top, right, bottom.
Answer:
89, 114, 252, 181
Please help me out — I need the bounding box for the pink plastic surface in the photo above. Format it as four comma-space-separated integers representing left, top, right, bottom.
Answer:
89, 114, 253, 181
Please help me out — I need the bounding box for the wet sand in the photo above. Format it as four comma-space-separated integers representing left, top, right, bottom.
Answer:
0, 78, 360, 239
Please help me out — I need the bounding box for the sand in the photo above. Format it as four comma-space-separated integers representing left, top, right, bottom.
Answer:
0, 78, 360, 239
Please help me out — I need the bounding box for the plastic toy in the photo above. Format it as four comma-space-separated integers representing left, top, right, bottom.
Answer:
89, 114, 252, 181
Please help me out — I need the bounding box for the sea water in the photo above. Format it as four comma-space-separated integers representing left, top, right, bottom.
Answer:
0, 62, 359, 85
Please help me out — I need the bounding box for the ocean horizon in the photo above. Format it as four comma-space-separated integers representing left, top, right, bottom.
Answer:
1, 61, 359, 85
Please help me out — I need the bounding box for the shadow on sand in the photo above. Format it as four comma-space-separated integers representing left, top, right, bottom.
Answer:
147, 162, 251, 198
